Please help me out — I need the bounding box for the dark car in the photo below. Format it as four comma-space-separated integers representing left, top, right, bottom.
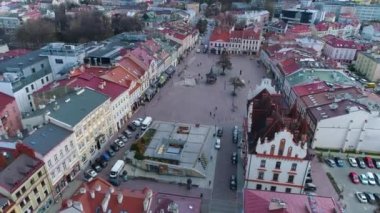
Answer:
304, 183, 317, 192
95, 158, 107, 168
231, 152, 237, 164
217, 127, 223, 137
108, 178, 121, 186
334, 157, 344, 167
230, 175, 237, 190
373, 193, 380, 202
107, 149, 115, 157
356, 157, 366, 169
91, 163, 102, 173
364, 192, 377, 204
305, 178, 313, 184
127, 123, 137, 132
102, 152, 110, 161
373, 158, 380, 169
110, 144, 120, 152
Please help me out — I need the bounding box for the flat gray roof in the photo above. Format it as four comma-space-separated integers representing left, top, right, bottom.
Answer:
48, 88, 109, 127
0, 49, 46, 73
23, 123, 72, 156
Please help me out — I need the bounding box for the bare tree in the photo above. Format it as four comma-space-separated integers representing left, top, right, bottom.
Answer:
229, 76, 245, 96
16, 19, 56, 49
216, 51, 232, 75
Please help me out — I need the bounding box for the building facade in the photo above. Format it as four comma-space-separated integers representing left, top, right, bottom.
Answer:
0, 92, 22, 139
322, 36, 357, 63
245, 130, 310, 194
355, 51, 380, 82
23, 123, 80, 198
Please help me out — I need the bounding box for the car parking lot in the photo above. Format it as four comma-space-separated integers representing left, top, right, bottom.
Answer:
322, 155, 380, 213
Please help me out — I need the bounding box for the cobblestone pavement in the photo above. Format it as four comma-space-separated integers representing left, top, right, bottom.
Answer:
48, 50, 266, 212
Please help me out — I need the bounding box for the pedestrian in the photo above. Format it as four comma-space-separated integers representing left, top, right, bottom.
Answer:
209, 180, 211, 186
248, 80, 250, 84
215, 106, 217, 110
240, 70, 242, 75
210, 111, 212, 116
200, 193, 203, 198
198, 73, 201, 77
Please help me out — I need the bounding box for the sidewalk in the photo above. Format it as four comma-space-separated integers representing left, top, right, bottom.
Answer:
47, 179, 83, 213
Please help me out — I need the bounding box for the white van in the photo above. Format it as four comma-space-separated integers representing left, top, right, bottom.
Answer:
109, 160, 125, 178
141, 116, 153, 130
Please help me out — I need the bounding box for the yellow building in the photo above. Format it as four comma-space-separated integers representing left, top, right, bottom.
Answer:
0, 143, 53, 213
355, 51, 380, 82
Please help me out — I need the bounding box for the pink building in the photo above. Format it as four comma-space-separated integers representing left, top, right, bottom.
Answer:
0, 92, 22, 138
323, 36, 358, 63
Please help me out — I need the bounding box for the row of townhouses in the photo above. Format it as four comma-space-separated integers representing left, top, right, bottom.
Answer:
0, 22, 199, 212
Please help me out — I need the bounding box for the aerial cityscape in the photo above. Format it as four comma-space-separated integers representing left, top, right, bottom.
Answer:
0, 0, 380, 212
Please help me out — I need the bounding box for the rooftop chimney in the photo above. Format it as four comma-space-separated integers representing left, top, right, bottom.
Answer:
66, 199, 73, 207
95, 184, 101, 192
79, 187, 86, 194
109, 187, 114, 194
102, 192, 111, 212
90, 190, 95, 199
269, 199, 287, 211
117, 192, 123, 204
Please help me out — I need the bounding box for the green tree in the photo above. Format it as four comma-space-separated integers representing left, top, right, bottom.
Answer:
216, 51, 232, 75
111, 15, 144, 34
196, 19, 208, 34
229, 76, 245, 96
16, 19, 56, 49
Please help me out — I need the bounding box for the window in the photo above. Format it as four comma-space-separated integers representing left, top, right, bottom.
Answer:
273, 173, 279, 181
270, 186, 276, 191
60, 150, 63, 157
288, 175, 294, 183
258, 172, 264, 180
275, 161, 281, 169
55, 59, 64, 64
37, 197, 41, 204
31, 84, 34, 90
21, 186, 26, 193
256, 184, 262, 190
260, 159, 266, 168
287, 147, 292, 157
278, 139, 285, 155
16, 191, 21, 198
270, 145, 275, 155
41, 64, 44, 69
44, 190, 48, 197
25, 87, 29, 93
285, 188, 292, 193
25, 196, 30, 203
41, 180, 45, 187
32, 68, 35, 73
65, 145, 69, 153
33, 188, 38, 194
70, 141, 74, 148
30, 178, 35, 185
46, 76, 49, 82
20, 201, 25, 208
41, 78, 44, 84
54, 154, 58, 162
38, 171, 42, 178
291, 163, 297, 171
48, 160, 52, 167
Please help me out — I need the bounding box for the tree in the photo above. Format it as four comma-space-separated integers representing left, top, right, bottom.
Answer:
16, 19, 56, 49
216, 51, 232, 75
111, 15, 144, 34
229, 77, 245, 96
196, 19, 208, 34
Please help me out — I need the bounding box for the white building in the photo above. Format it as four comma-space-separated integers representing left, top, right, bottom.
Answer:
235, 10, 270, 26
323, 36, 357, 63
310, 101, 380, 153
0, 50, 53, 112
40, 43, 86, 80
23, 123, 80, 198
362, 23, 380, 42
46, 88, 116, 167
245, 130, 310, 194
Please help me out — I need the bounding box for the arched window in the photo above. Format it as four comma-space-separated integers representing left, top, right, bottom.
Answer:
278, 139, 286, 156
270, 145, 275, 155
287, 147, 293, 157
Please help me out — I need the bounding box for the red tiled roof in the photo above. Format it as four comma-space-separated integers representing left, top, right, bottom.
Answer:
61, 178, 149, 213
287, 24, 311, 34
100, 66, 133, 89
292, 81, 330, 96
230, 28, 260, 40
279, 58, 300, 75
0, 92, 15, 112
244, 189, 339, 213
209, 28, 230, 42
118, 57, 145, 79
315, 22, 341, 31
36, 72, 127, 101
325, 36, 357, 49
129, 47, 154, 70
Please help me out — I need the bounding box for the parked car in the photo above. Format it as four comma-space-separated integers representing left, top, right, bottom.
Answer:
373, 158, 380, 169
215, 138, 221, 150
349, 172, 360, 184
304, 183, 317, 192
127, 124, 137, 131
231, 152, 237, 164
120, 170, 128, 182
374, 173, 380, 185
367, 172, 376, 185
364, 192, 377, 204
230, 175, 237, 190
348, 157, 358, 167
123, 130, 132, 138
118, 135, 128, 143
373, 193, 380, 202
217, 127, 223, 137
83, 173, 94, 182
356, 192, 368, 203
114, 140, 125, 148
96, 158, 107, 168
359, 174, 369, 185
86, 169, 97, 178
91, 163, 102, 173
356, 158, 366, 169
364, 156, 375, 168
107, 149, 115, 157
334, 157, 344, 167
102, 152, 111, 161
108, 178, 121, 186
132, 118, 143, 127
110, 144, 120, 152
325, 159, 336, 167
